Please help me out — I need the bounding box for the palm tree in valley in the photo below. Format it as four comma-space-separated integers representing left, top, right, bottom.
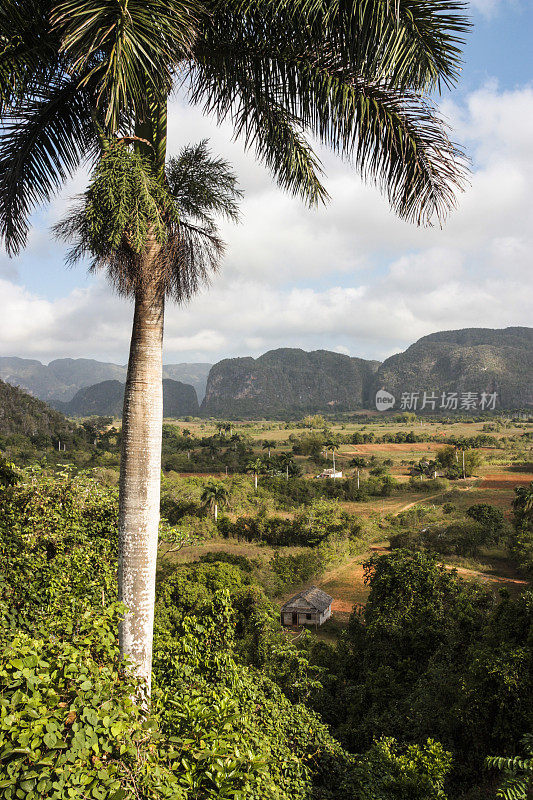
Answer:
246, 458, 265, 491
262, 440, 277, 459
1, 0, 469, 694
513, 482, 533, 530
201, 480, 229, 522
230, 433, 241, 452
278, 451, 296, 481
324, 436, 340, 476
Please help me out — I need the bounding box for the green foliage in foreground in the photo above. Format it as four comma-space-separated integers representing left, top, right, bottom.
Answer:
0, 473, 454, 800
310, 551, 533, 797
486, 734, 533, 800
511, 482, 533, 572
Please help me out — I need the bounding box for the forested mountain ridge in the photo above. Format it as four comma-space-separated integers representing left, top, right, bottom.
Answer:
54, 379, 200, 417
201, 348, 381, 417
374, 326, 533, 410
2, 327, 531, 418
201, 327, 532, 416
0, 357, 212, 402
0, 377, 75, 438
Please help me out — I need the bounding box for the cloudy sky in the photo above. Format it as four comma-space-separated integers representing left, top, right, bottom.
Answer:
1, 0, 532, 367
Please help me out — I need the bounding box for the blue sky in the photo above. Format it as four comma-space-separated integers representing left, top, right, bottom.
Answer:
461, 2, 532, 91
1, 0, 532, 366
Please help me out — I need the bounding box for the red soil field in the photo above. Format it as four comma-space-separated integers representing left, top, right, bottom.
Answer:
480, 473, 533, 489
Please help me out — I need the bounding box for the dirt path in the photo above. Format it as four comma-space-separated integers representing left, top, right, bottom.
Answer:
317, 543, 388, 613
392, 492, 446, 515
316, 552, 529, 619
315, 484, 528, 617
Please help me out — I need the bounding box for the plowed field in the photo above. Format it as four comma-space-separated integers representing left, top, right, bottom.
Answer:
480, 472, 533, 489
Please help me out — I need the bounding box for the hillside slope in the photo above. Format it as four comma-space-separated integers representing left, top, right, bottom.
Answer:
57, 379, 199, 417
0, 378, 75, 438
201, 348, 380, 417
374, 326, 533, 410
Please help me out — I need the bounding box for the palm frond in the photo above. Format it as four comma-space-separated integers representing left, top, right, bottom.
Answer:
188, 66, 329, 207
166, 140, 242, 226
163, 220, 225, 303
54, 139, 241, 301
55, 206, 224, 302
237, 0, 470, 91
189, 34, 467, 224
0, 0, 60, 112
294, 70, 468, 225
51, 0, 202, 131
0, 75, 95, 254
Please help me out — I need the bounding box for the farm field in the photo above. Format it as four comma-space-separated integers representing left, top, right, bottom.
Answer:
5, 408, 532, 630
152, 414, 533, 640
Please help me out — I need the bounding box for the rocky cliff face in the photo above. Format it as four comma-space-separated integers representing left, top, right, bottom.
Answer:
56, 379, 199, 417
201, 329, 532, 417
373, 327, 533, 411
201, 348, 380, 417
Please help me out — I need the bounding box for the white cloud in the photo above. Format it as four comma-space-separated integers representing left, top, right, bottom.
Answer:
468, 0, 517, 18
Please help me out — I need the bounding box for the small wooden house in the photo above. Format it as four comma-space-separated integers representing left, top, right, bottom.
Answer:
280, 586, 333, 627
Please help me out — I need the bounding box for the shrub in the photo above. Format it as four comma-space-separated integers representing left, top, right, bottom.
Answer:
466, 504, 505, 535
340, 737, 452, 800
199, 551, 258, 573
0, 609, 175, 800
270, 549, 327, 588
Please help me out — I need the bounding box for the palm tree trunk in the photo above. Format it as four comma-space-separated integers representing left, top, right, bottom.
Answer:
118, 266, 164, 698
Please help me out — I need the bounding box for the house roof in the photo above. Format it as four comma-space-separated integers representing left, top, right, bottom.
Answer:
281, 586, 333, 613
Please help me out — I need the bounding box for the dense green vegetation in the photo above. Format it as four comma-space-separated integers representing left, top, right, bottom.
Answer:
0, 379, 76, 440
307, 550, 533, 798
0, 473, 455, 800
1, 408, 532, 799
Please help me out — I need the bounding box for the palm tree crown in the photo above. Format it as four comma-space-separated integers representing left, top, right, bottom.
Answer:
54, 139, 241, 300
201, 481, 229, 515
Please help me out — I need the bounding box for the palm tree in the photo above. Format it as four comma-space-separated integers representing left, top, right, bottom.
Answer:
1, 0, 469, 693
278, 452, 296, 482
324, 436, 340, 477
513, 482, 533, 531
55, 140, 239, 694
246, 458, 264, 491
262, 440, 277, 459
201, 480, 229, 522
